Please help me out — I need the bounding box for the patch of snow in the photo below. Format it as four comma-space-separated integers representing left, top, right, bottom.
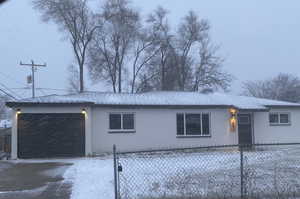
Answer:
0, 119, 11, 128
63, 157, 114, 199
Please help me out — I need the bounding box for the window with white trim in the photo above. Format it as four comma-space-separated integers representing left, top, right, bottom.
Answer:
176, 113, 210, 136
269, 113, 291, 125
109, 113, 135, 131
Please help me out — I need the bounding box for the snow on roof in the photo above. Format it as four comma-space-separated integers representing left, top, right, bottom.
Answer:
7, 91, 300, 110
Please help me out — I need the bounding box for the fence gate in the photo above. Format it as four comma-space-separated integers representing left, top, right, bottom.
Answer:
113, 143, 300, 199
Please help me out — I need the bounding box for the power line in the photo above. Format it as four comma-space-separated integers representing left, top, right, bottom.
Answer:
0, 71, 26, 87
9, 87, 69, 98
10, 87, 70, 92
0, 87, 17, 100
37, 87, 69, 91
36, 88, 48, 96
0, 81, 22, 99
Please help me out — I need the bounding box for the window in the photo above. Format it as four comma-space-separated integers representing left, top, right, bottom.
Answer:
109, 114, 121, 129
269, 113, 279, 124
109, 113, 135, 132
238, 115, 250, 124
176, 113, 210, 136
269, 113, 290, 125
177, 114, 184, 135
280, 114, 289, 124
186, 114, 201, 135
123, 114, 134, 129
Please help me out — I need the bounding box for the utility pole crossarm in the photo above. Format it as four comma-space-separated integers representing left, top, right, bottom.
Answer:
20, 61, 46, 67
19, 60, 47, 98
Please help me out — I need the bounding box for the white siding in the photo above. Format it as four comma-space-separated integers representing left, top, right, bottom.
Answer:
91, 107, 238, 154
254, 108, 300, 144
11, 105, 300, 158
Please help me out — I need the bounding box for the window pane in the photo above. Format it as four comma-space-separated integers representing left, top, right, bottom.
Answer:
238, 116, 250, 124
186, 114, 201, 135
177, 114, 184, 135
109, 114, 121, 129
269, 114, 279, 123
280, 114, 289, 124
123, 114, 134, 129
202, 114, 210, 135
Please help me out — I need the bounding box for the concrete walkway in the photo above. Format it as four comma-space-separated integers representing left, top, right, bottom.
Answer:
0, 161, 72, 199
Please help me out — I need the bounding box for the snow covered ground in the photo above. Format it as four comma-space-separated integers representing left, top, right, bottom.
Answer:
9, 145, 300, 199
63, 157, 114, 199
117, 146, 300, 199
11, 157, 115, 199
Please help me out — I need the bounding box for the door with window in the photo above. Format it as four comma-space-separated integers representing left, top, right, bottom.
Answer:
238, 113, 252, 145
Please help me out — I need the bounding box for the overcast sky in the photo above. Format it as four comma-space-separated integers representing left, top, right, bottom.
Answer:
1, 0, 300, 97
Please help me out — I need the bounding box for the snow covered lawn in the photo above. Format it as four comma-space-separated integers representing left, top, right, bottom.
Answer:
7, 145, 300, 199
117, 146, 300, 199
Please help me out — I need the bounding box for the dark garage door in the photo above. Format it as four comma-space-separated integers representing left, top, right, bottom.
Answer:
18, 113, 85, 158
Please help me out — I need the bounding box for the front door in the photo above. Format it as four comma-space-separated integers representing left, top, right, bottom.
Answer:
238, 113, 252, 145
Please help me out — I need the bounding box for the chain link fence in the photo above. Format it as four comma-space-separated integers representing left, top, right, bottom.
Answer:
113, 143, 300, 199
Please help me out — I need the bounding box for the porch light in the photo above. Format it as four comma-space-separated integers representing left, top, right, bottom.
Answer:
229, 108, 238, 132
81, 109, 87, 115
16, 109, 21, 115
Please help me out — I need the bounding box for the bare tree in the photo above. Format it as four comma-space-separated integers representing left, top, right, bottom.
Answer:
136, 74, 154, 93
138, 8, 232, 92
88, 0, 139, 93
192, 37, 232, 91
67, 64, 81, 93
243, 73, 300, 102
130, 27, 161, 93
176, 11, 209, 90
33, 0, 98, 92
138, 6, 177, 91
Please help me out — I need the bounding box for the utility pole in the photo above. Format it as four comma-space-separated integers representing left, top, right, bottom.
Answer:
20, 60, 46, 98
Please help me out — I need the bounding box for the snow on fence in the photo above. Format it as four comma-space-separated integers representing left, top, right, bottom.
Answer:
113, 143, 300, 199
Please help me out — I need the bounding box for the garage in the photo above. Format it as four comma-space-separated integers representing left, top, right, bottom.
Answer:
17, 113, 85, 158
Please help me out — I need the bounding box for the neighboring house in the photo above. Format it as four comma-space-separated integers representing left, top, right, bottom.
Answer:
0, 127, 11, 154
6, 91, 300, 159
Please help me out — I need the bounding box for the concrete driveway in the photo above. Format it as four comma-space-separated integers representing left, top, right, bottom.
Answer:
0, 161, 72, 199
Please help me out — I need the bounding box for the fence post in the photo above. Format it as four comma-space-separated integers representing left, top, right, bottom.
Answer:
240, 145, 244, 199
113, 144, 118, 199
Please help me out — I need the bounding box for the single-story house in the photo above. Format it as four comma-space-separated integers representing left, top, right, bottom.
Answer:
6, 91, 300, 159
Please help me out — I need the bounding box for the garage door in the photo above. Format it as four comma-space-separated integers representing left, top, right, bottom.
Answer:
18, 113, 85, 158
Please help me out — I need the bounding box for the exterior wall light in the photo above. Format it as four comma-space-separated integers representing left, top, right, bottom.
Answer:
229, 108, 238, 132
16, 109, 21, 115
81, 109, 87, 115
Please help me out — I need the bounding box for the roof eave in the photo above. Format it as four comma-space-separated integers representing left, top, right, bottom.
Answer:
265, 105, 300, 109
93, 104, 236, 109
5, 102, 95, 108
6, 102, 236, 109
238, 108, 269, 112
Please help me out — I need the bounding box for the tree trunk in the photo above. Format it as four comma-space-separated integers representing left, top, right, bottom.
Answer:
79, 63, 84, 92
118, 65, 122, 93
